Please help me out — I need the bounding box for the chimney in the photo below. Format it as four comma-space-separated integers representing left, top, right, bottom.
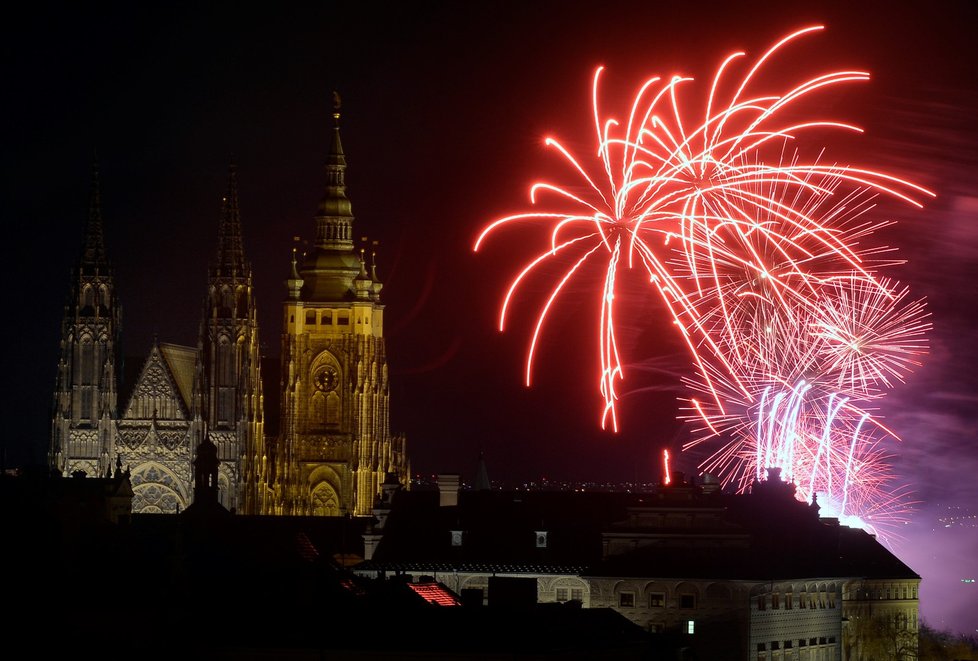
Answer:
437, 474, 460, 507
362, 530, 383, 561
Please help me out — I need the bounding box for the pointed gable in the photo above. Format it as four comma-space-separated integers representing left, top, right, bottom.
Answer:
122, 343, 197, 420
159, 343, 198, 411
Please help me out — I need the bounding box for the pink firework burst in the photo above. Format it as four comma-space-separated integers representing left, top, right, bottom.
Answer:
475, 25, 931, 431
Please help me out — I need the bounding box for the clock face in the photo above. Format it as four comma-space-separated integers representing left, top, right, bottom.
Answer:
315, 366, 339, 392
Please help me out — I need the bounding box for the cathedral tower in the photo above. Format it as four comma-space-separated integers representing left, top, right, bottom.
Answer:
270, 104, 407, 516
51, 162, 122, 478
199, 164, 265, 512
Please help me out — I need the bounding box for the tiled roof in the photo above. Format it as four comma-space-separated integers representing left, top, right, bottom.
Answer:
408, 582, 462, 606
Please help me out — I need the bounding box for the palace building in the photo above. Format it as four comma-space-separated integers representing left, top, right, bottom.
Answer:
49, 110, 409, 515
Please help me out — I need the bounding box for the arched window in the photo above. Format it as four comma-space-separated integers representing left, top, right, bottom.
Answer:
305, 310, 316, 325
326, 391, 340, 425
80, 338, 94, 384
311, 482, 339, 516
81, 285, 95, 309
312, 391, 325, 426
236, 288, 247, 317
220, 340, 234, 385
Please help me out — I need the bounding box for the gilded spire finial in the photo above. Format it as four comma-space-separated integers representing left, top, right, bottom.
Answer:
290, 247, 301, 280
358, 247, 369, 278
371, 240, 380, 282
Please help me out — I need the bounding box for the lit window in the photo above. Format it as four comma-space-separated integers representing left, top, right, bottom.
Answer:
619, 592, 635, 608
686, 620, 695, 635
650, 592, 665, 608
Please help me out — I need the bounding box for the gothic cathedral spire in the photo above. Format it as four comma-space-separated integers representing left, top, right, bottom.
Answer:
198, 163, 265, 513
270, 99, 408, 517
214, 162, 247, 277
50, 160, 122, 477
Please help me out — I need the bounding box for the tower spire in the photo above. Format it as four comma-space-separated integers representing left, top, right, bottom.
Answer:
80, 157, 109, 273
215, 162, 247, 277
315, 91, 354, 250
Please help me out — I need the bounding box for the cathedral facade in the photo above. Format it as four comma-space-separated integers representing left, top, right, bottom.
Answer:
50, 114, 408, 516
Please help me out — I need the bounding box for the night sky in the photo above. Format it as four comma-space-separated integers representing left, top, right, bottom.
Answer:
3, 1, 976, 634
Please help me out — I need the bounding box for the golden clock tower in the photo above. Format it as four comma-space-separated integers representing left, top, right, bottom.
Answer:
268, 104, 408, 516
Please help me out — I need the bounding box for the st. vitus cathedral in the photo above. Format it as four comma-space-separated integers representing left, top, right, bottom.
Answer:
49, 111, 409, 516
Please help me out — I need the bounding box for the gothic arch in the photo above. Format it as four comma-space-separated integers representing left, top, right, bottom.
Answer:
131, 461, 189, 499
310, 481, 339, 516
130, 461, 189, 514
308, 464, 342, 515
81, 285, 95, 309
218, 472, 232, 509
309, 351, 342, 428
310, 349, 341, 375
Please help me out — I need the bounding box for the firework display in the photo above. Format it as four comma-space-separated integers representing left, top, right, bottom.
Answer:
475, 26, 932, 534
